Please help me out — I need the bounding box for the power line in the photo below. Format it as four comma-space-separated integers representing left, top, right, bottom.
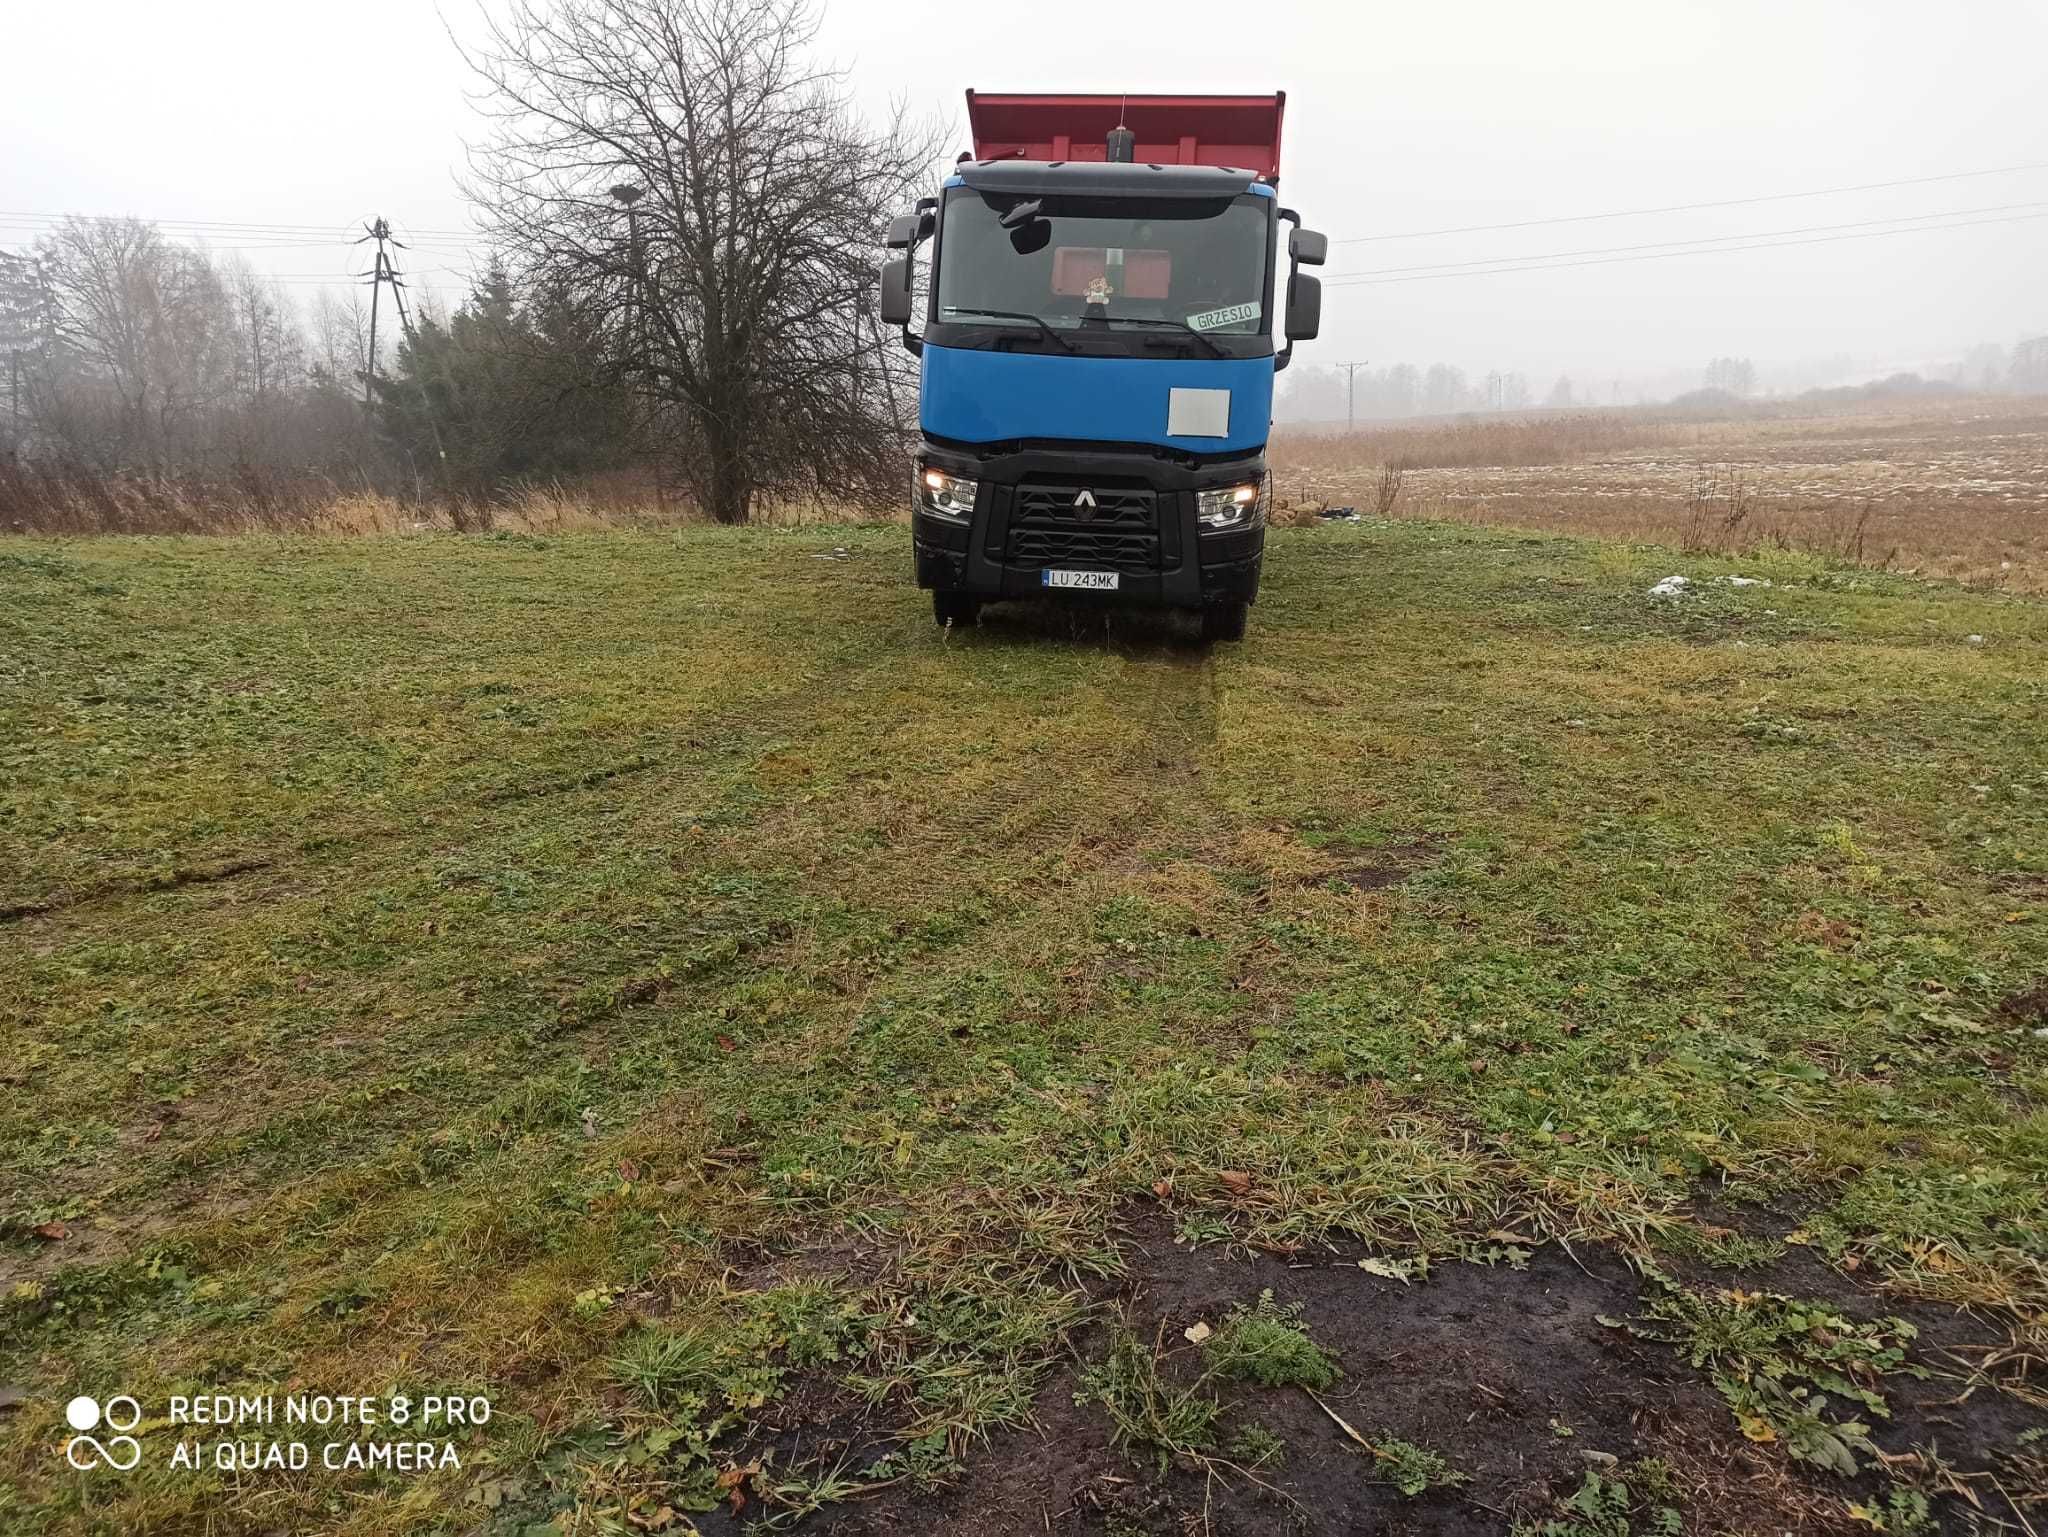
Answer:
0, 228, 481, 257
10, 156, 2048, 256
17, 157, 2048, 252
1333, 159, 2048, 244
0, 209, 479, 239
1324, 200, 2048, 282
10, 166, 2046, 305
12, 159, 2048, 266
1322, 209, 2048, 287
211, 265, 477, 278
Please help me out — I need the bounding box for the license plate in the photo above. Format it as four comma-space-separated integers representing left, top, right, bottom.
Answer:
1041, 569, 1119, 591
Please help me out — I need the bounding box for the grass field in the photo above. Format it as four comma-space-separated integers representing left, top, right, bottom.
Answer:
3, 524, 2046, 1534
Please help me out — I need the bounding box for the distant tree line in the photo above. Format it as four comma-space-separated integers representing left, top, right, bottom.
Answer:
0, 0, 931, 525
2, 227, 362, 477
0, 225, 644, 502
1278, 341, 2048, 427
1276, 363, 1547, 424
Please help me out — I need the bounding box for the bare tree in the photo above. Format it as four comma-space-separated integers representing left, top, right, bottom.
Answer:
0, 248, 47, 451
1704, 356, 1757, 397
462, 0, 937, 523
33, 216, 244, 465
310, 287, 373, 388
219, 258, 304, 406
1371, 460, 1406, 517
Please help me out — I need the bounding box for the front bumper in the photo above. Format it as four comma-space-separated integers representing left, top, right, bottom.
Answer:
912, 439, 1265, 611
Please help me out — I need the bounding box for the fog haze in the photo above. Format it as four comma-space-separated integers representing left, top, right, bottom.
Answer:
6, 0, 2045, 395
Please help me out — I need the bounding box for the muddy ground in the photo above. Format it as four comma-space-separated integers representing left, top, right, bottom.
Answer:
701, 1210, 2046, 1536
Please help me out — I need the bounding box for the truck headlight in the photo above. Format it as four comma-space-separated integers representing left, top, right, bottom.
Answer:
917, 466, 978, 521
1196, 480, 1264, 531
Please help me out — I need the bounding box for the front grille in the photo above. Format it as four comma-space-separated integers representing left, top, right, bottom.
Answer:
1006, 482, 1162, 573
1008, 526, 1158, 574
1014, 484, 1156, 528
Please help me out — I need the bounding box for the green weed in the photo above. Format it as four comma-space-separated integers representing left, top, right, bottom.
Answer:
1203, 1289, 1340, 1390
1368, 1434, 1467, 1497
1847, 1487, 1937, 1535
1618, 1283, 1922, 1475
1513, 1468, 1683, 1537
863, 1431, 963, 1491
609, 1326, 722, 1412
1226, 1422, 1286, 1470
1075, 1329, 1223, 1473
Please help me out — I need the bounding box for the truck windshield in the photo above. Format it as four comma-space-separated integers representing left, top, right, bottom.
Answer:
935, 191, 1270, 337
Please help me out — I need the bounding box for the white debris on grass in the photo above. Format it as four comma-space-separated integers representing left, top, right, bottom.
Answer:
1967, 634, 1985, 644
1647, 575, 1690, 597
1717, 575, 1772, 588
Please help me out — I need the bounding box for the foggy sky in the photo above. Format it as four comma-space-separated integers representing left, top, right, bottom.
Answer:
6, 0, 2046, 389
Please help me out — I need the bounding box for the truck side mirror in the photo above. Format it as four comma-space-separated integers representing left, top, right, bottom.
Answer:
878, 257, 913, 326
886, 209, 936, 249
1289, 228, 1328, 267
1285, 272, 1322, 342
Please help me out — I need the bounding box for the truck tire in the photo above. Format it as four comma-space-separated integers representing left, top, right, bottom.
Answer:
1201, 601, 1248, 643
933, 591, 981, 627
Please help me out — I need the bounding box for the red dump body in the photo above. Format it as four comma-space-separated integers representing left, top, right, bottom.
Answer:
963, 91, 1286, 182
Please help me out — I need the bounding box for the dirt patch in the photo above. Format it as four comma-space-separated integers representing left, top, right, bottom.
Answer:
720, 1231, 893, 1295
480, 755, 660, 805
0, 1177, 257, 1292
1309, 841, 1439, 893
0, 854, 274, 924
695, 1210, 2046, 1534
1998, 979, 2048, 1026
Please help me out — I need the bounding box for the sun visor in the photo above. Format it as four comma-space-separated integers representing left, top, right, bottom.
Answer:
955, 161, 1261, 200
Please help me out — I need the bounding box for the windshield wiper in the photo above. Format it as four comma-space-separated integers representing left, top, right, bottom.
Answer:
942, 307, 1074, 353
1109, 316, 1228, 359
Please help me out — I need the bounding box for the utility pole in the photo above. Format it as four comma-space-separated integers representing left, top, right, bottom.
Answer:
1335, 360, 1368, 432
356, 218, 400, 412
354, 216, 445, 469
356, 217, 428, 406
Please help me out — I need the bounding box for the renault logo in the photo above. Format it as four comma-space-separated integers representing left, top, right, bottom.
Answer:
1072, 489, 1098, 519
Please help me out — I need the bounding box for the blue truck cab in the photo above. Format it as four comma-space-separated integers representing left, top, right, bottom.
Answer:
877, 92, 1326, 640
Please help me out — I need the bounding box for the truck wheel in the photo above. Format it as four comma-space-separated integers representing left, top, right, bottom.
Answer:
1201, 602, 1249, 643
933, 591, 981, 627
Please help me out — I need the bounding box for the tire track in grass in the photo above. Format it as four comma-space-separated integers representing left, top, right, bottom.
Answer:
2, 592, 1011, 1218
0, 597, 912, 929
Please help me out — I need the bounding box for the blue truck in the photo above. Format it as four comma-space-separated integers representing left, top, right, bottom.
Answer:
877, 91, 1326, 640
